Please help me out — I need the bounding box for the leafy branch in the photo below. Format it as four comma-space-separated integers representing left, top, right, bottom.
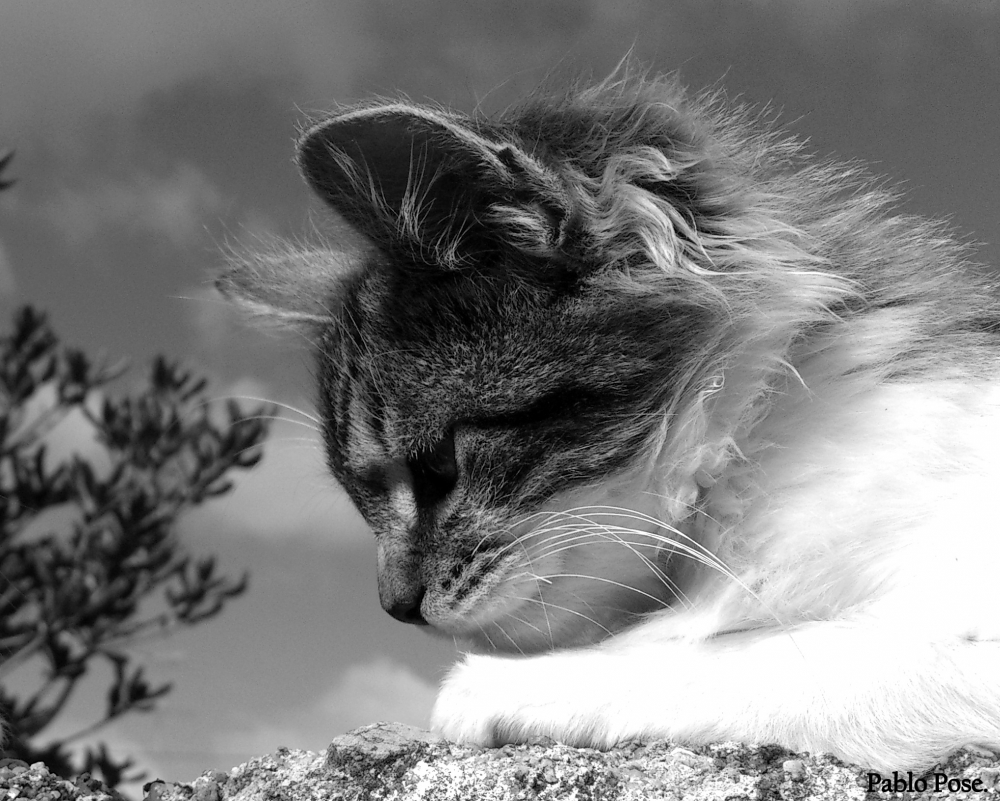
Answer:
0, 306, 273, 788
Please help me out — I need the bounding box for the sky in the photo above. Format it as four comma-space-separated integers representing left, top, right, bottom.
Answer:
1, 0, 998, 789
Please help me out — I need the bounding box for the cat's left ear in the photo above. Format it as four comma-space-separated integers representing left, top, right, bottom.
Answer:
297, 104, 570, 267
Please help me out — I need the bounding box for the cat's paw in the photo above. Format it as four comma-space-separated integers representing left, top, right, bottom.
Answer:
431, 651, 622, 748
431, 653, 523, 746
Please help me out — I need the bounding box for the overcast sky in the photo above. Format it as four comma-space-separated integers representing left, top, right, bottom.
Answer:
1, 0, 998, 789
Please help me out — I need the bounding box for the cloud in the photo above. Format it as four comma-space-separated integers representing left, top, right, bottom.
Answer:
217, 658, 437, 755
3, 1, 996, 149
183, 377, 370, 546
38, 163, 223, 248
319, 658, 438, 732
0, 0, 367, 136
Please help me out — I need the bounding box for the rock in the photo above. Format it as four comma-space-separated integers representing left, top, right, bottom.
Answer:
2, 724, 999, 800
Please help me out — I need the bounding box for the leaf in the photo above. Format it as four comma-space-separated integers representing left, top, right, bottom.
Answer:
0, 149, 15, 190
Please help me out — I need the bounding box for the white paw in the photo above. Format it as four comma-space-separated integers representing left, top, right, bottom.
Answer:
431, 653, 522, 746
430, 651, 625, 748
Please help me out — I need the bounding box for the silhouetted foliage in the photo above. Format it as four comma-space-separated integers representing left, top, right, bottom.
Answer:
0, 306, 272, 788
0, 150, 14, 191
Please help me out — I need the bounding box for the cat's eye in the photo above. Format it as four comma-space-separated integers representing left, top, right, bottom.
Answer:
407, 431, 458, 508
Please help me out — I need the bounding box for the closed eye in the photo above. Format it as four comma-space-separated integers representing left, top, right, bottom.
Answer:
407, 430, 458, 507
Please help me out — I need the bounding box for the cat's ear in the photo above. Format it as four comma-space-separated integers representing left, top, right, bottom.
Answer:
297, 104, 570, 267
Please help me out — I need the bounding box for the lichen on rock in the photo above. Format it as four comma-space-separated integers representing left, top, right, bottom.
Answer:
3, 724, 999, 800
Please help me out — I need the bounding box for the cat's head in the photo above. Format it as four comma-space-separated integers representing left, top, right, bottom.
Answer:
218, 75, 837, 652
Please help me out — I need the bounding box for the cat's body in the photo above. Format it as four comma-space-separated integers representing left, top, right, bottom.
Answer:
219, 71, 1000, 770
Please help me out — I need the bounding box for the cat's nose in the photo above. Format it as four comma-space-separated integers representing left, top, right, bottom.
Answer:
377, 540, 429, 625
383, 585, 429, 626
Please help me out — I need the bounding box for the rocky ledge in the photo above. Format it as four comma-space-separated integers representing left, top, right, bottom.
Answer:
3, 723, 999, 800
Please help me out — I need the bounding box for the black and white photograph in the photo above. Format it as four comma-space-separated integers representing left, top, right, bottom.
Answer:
1, 2, 999, 798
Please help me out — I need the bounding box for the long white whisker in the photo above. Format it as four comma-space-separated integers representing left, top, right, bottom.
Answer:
530, 524, 693, 610
491, 620, 526, 655
513, 593, 614, 637
537, 572, 673, 610
520, 509, 687, 596
510, 505, 787, 627
509, 525, 554, 647
500, 512, 698, 613
267, 435, 323, 446
476, 621, 497, 652
239, 414, 320, 433
482, 506, 613, 563
216, 394, 323, 426
542, 506, 733, 575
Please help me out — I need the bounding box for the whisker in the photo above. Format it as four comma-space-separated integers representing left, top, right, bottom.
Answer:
214, 394, 322, 426
513, 593, 614, 637
503, 504, 786, 625
519, 510, 685, 577
498, 514, 692, 611
490, 620, 526, 654
527, 524, 692, 610
507, 571, 553, 586
543, 505, 730, 571
510, 529, 554, 647
237, 413, 320, 433
500, 610, 547, 637
535, 572, 673, 610
475, 621, 497, 651
267, 435, 323, 447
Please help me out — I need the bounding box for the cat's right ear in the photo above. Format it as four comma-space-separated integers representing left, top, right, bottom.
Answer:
296, 104, 570, 268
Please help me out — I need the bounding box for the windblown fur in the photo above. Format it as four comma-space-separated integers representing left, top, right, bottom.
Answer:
218, 68, 1000, 771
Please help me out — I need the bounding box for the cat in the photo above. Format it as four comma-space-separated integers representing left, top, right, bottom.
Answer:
218, 69, 1000, 772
